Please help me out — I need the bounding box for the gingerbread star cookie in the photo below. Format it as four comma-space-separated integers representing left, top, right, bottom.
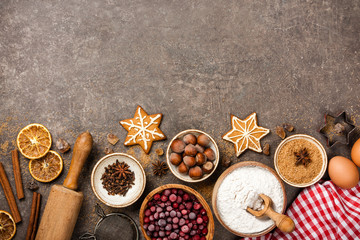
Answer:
223, 112, 269, 157
120, 106, 166, 154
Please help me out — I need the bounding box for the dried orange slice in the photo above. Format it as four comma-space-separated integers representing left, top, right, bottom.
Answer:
17, 123, 52, 160
29, 150, 63, 182
0, 210, 16, 240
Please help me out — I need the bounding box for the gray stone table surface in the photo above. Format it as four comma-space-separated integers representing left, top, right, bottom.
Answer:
0, 0, 359, 239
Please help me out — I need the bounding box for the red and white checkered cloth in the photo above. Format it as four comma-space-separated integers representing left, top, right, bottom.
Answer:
245, 181, 360, 240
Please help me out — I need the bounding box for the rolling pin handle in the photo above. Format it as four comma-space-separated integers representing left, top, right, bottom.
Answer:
265, 207, 295, 233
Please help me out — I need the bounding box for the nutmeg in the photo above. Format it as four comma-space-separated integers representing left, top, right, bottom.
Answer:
204, 148, 215, 161
197, 134, 210, 147
178, 162, 189, 174
189, 166, 203, 179
184, 144, 197, 156
183, 134, 197, 145
170, 153, 182, 166
171, 139, 186, 153
195, 144, 204, 153
183, 156, 196, 167
202, 161, 214, 174
195, 153, 207, 165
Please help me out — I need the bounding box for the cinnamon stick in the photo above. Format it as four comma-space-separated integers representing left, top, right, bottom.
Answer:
26, 192, 38, 240
26, 192, 41, 240
31, 193, 41, 240
0, 162, 22, 223
12, 149, 24, 199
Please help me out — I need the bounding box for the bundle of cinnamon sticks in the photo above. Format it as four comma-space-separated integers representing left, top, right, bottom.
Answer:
26, 192, 41, 240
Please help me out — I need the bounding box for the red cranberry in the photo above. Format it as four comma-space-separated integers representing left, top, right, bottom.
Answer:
169, 194, 177, 202
193, 203, 202, 210
154, 194, 161, 201
172, 217, 179, 224
161, 195, 168, 202
181, 225, 190, 233
171, 189, 178, 194
196, 217, 203, 224
200, 237, 206, 240
172, 203, 179, 208
181, 209, 188, 215
176, 196, 183, 203
193, 235, 201, 240
202, 228, 208, 235
144, 217, 150, 223
178, 190, 184, 195
200, 209, 206, 215
192, 224, 198, 230
183, 193, 190, 201
148, 224, 155, 231
145, 209, 151, 216
185, 202, 193, 210
169, 232, 178, 239
150, 206, 156, 212
202, 216, 209, 223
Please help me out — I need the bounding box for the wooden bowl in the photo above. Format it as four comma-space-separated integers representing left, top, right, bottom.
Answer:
274, 134, 328, 188
139, 184, 215, 240
91, 153, 146, 208
212, 161, 286, 237
166, 129, 219, 182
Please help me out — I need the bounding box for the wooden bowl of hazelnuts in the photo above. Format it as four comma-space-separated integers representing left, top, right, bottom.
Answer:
166, 129, 219, 182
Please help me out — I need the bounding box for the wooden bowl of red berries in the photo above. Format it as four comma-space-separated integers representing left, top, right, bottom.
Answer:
166, 129, 219, 182
139, 184, 215, 240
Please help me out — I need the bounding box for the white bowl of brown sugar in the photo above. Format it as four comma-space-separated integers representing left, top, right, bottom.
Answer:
274, 134, 327, 188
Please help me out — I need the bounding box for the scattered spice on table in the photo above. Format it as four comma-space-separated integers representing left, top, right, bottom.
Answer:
152, 160, 168, 177
275, 126, 286, 139
26, 180, 39, 191
107, 133, 119, 145
263, 143, 270, 156
155, 148, 164, 156
104, 147, 114, 155
277, 139, 323, 184
101, 160, 135, 196
56, 138, 70, 153
283, 123, 295, 132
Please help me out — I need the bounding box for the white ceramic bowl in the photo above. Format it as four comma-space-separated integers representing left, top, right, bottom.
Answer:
91, 153, 146, 208
166, 129, 219, 183
274, 134, 328, 188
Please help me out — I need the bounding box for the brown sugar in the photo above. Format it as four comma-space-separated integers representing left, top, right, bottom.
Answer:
277, 139, 323, 184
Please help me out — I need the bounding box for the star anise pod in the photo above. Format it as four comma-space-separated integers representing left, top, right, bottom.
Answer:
294, 148, 311, 167
152, 160, 168, 177
113, 160, 131, 179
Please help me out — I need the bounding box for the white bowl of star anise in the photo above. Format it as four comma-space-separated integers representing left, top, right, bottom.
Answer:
91, 153, 146, 208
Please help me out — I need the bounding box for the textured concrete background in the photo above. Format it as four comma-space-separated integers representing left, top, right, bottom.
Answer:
0, 0, 359, 239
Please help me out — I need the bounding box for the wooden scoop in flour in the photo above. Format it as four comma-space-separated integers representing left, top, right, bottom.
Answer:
247, 194, 295, 233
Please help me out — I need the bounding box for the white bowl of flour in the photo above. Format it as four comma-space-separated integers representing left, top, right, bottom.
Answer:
212, 161, 286, 237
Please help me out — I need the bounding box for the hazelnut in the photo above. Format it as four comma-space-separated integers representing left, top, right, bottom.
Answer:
171, 139, 186, 153
184, 144, 197, 156
183, 156, 196, 167
195, 153, 207, 165
189, 166, 203, 179
178, 162, 189, 174
195, 144, 204, 153
204, 148, 216, 161
202, 161, 214, 174
197, 134, 210, 147
183, 134, 197, 145
170, 153, 182, 166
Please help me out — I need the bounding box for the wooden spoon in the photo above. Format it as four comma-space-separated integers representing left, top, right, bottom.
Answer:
247, 194, 295, 233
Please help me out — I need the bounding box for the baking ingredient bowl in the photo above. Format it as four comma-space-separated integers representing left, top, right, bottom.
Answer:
274, 134, 327, 188
166, 129, 219, 182
91, 153, 146, 208
139, 184, 215, 240
212, 161, 286, 237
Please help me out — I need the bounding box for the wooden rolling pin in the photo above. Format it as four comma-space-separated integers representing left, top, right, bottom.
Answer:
247, 194, 295, 233
36, 131, 93, 240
